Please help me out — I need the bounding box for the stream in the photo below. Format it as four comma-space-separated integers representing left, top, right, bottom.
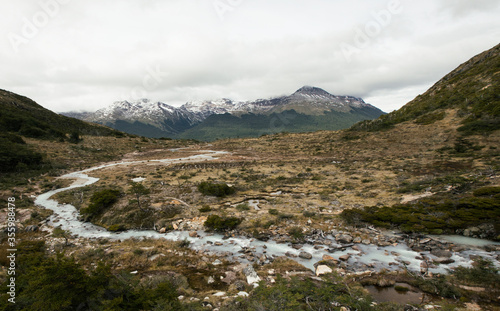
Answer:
34, 150, 500, 274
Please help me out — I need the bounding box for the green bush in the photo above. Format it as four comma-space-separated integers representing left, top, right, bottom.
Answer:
302, 211, 316, 218
108, 224, 126, 232
204, 215, 242, 232
223, 275, 374, 311
199, 205, 212, 213
197, 181, 235, 197
288, 227, 304, 241
268, 209, 279, 215
0, 133, 43, 173
340, 188, 500, 237
236, 203, 250, 211
0, 241, 183, 310
453, 258, 500, 286
81, 189, 121, 218
415, 111, 446, 125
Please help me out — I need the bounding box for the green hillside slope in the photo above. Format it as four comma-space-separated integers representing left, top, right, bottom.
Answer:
179, 107, 383, 141
351, 43, 500, 133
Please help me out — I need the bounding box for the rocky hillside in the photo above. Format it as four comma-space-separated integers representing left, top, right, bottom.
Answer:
351, 43, 500, 133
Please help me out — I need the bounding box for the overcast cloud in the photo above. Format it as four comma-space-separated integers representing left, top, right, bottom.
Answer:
1, 0, 499, 113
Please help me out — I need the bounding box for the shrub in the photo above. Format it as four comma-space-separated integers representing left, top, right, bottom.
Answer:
108, 224, 126, 232
80, 189, 121, 217
236, 203, 250, 211
302, 211, 316, 218
452, 258, 500, 286
197, 181, 235, 197
268, 209, 279, 215
288, 227, 304, 241
473, 186, 500, 197
204, 215, 242, 232
199, 205, 212, 213
415, 111, 446, 125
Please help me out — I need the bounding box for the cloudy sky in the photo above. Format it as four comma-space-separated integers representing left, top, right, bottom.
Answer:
1, 0, 499, 113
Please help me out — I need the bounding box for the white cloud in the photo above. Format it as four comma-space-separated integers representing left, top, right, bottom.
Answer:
0, 0, 499, 113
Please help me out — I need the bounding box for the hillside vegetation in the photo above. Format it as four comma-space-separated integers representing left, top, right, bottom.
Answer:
351, 43, 500, 133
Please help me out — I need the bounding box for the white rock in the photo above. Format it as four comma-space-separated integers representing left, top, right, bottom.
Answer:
213, 291, 226, 297
315, 265, 333, 276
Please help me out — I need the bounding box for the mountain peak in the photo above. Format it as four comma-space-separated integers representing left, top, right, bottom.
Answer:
294, 86, 331, 96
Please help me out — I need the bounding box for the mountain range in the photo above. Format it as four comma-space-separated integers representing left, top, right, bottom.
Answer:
63, 86, 385, 140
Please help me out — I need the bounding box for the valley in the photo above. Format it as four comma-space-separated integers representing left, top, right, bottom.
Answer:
0, 44, 499, 310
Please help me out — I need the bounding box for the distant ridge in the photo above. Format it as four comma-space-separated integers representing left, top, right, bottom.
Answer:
64, 86, 384, 140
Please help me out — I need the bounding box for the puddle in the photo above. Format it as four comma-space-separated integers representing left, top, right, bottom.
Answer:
365, 283, 428, 305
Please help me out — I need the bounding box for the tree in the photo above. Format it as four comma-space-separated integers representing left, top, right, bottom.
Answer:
52, 227, 72, 246
129, 182, 150, 211
68, 131, 82, 144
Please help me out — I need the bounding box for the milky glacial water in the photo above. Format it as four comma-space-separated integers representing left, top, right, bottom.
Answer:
430, 235, 500, 247
34, 150, 499, 273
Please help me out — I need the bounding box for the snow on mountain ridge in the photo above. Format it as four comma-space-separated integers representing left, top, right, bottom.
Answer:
82, 86, 378, 132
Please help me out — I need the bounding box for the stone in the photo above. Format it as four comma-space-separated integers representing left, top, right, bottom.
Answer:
189, 231, 199, 238
337, 234, 353, 244
430, 249, 452, 258
433, 257, 455, 264
25, 225, 38, 232
299, 252, 313, 260
315, 265, 333, 276
228, 280, 246, 292
207, 276, 215, 284
362, 239, 371, 245
172, 224, 179, 230
237, 291, 249, 297
420, 261, 429, 275
339, 254, 351, 261
221, 271, 237, 285
243, 265, 261, 286
213, 259, 222, 266
322, 254, 338, 264
353, 237, 362, 243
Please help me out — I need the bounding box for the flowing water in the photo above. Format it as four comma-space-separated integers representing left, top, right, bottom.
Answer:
34, 150, 500, 274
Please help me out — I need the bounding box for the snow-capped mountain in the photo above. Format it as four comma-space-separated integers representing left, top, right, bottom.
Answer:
62, 86, 384, 139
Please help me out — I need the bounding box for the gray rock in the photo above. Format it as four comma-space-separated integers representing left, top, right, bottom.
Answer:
337, 234, 353, 244
433, 257, 455, 264
339, 254, 351, 261
229, 280, 247, 292
25, 225, 39, 232
299, 252, 313, 260
430, 249, 452, 258
243, 265, 261, 286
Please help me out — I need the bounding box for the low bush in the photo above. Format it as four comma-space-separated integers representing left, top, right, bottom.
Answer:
341, 186, 500, 237
80, 189, 121, 218
197, 181, 235, 197
204, 215, 242, 232
198, 205, 212, 213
